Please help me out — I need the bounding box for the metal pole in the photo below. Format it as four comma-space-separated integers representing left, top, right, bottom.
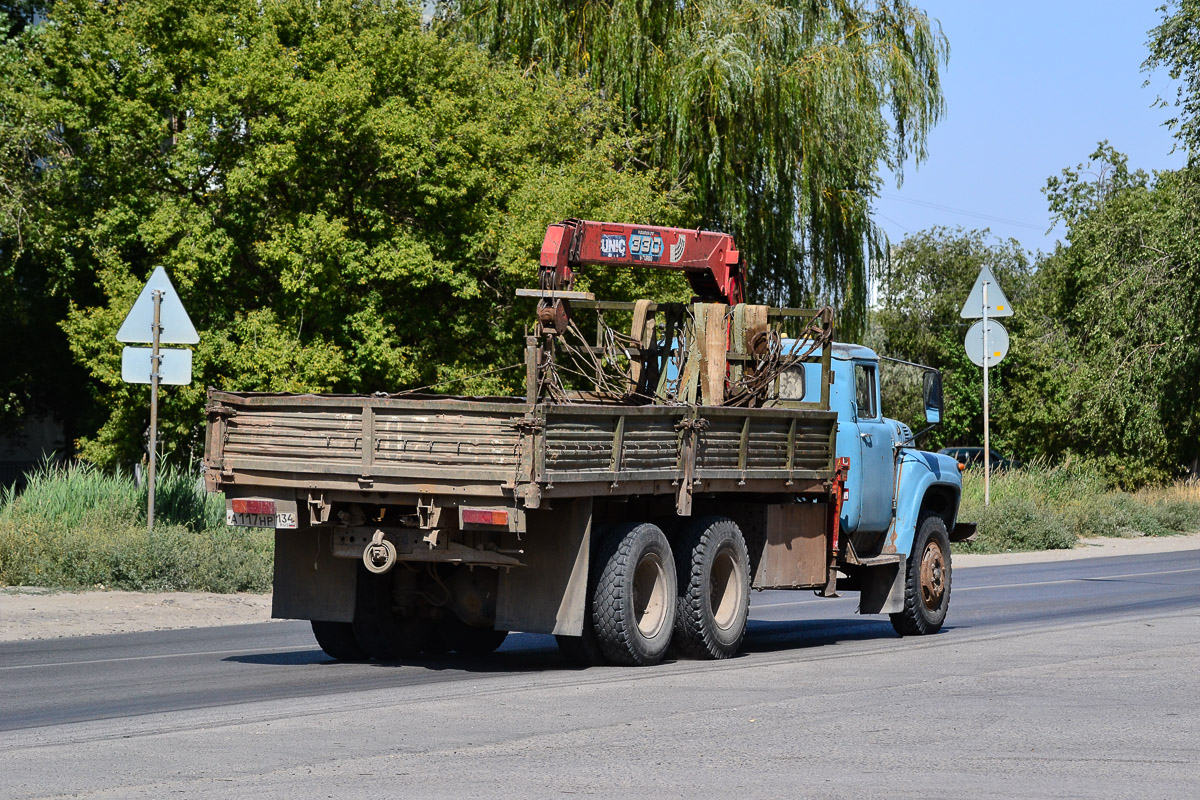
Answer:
982, 282, 990, 507
148, 289, 163, 532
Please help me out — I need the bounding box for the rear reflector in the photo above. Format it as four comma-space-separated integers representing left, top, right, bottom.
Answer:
231, 498, 276, 515
461, 508, 509, 527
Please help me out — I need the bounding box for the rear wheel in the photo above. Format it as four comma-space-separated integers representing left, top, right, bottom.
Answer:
352, 568, 431, 660
890, 515, 952, 636
555, 625, 606, 667
441, 614, 508, 655
592, 522, 677, 666
310, 620, 367, 662
673, 516, 751, 659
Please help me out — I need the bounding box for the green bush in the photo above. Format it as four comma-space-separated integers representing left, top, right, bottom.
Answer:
958, 459, 1200, 554
0, 462, 271, 592
963, 496, 1077, 553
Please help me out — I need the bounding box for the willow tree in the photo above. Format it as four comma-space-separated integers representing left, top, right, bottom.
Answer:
436, 0, 947, 330
1146, 0, 1200, 160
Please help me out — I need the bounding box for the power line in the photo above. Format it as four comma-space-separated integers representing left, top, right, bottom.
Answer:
874, 212, 913, 234
879, 193, 1047, 231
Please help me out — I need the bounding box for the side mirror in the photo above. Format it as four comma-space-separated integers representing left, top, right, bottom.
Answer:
922, 370, 943, 424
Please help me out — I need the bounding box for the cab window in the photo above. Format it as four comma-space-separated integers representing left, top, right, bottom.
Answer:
776, 365, 806, 400
854, 364, 878, 419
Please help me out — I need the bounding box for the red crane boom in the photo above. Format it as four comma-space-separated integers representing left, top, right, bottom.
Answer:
539, 219, 745, 305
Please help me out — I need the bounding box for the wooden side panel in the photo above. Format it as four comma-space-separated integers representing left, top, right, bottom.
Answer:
696, 416, 743, 470
207, 390, 836, 498
373, 409, 523, 469
752, 503, 828, 589
543, 415, 616, 473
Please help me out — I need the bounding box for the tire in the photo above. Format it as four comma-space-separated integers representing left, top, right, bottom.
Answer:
672, 516, 751, 659
556, 525, 612, 667
352, 568, 430, 660
890, 515, 952, 636
592, 521, 677, 666
441, 614, 509, 655
555, 623, 606, 667
310, 620, 368, 662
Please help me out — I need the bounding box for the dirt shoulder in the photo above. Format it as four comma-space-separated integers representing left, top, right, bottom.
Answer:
0, 589, 273, 642
3, 532, 1198, 642
951, 530, 1200, 567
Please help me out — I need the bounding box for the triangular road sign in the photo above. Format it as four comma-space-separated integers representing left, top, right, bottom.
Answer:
116, 267, 199, 344
960, 265, 1013, 318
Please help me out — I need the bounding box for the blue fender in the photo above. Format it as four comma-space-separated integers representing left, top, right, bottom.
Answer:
885, 450, 963, 557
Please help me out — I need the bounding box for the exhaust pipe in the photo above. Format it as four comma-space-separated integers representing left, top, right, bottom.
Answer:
363, 530, 398, 574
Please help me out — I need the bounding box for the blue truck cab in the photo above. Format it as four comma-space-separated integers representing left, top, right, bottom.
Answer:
790, 342, 973, 633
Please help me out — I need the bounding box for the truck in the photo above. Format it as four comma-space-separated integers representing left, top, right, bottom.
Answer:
204, 219, 974, 666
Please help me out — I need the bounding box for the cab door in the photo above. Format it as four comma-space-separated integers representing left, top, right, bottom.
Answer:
852, 361, 896, 532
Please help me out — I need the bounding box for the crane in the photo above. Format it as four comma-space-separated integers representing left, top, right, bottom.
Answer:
534, 219, 745, 334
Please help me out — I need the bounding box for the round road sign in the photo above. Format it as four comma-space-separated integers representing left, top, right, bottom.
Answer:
964, 319, 1009, 368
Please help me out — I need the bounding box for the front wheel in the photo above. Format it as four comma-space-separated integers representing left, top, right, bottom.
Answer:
890, 515, 952, 636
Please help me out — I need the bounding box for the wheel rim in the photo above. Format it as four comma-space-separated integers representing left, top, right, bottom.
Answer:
709, 547, 743, 630
919, 538, 947, 611
632, 552, 668, 638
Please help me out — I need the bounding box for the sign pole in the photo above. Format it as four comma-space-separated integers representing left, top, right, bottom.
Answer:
960, 264, 1010, 508
117, 267, 198, 521
147, 289, 163, 532
982, 282, 990, 507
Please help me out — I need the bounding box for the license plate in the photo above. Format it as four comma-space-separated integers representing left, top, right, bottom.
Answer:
226, 510, 298, 529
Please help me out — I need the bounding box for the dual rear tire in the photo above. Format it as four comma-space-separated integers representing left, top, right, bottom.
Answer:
557, 516, 751, 666
672, 516, 751, 660
591, 521, 678, 666
310, 620, 367, 662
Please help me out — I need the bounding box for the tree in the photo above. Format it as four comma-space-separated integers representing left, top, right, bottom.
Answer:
0, 0, 96, 443
436, 0, 948, 333
0, 2, 44, 39
1145, 0, 1200, 159
868, 227, 1031, 451
0, 0, 688, 466
1003, 146, 1200, 483
868, 147, 1200, 484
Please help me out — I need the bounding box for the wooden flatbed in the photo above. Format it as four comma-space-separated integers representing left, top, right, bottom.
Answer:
204, 392, 838, 512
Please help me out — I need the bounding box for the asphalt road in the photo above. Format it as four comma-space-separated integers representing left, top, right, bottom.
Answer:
3, 550, 1198, 799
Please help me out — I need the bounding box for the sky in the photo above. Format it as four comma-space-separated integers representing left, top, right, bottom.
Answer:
873, 1, 1187, 258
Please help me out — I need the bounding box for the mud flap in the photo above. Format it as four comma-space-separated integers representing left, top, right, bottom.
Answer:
858, 561, 906, 615
272, 527, 357, 622
495, 498, 592, 636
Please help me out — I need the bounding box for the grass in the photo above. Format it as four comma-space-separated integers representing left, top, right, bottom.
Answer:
957, 459, 1200, 554
0, 462, 272, 592
2, 458, 1197, 590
